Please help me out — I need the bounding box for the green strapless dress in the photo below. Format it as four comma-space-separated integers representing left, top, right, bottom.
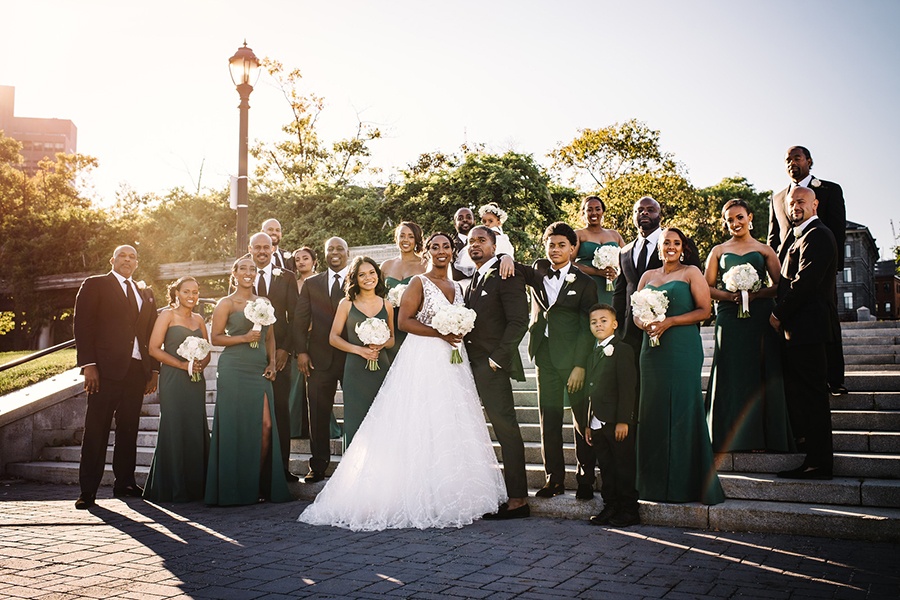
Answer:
706, 252, 793, 453
384, 275, 412, 362
144, 325, 210, 503
341, 303, 391, 449
576, 240, 618, 305
205, 311, 292, 506
637, 281, 724, 504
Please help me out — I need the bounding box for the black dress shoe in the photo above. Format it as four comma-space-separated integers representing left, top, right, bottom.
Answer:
575, 484, 594, 500
829, 385, 849, 397
609, 510, 640, 527
304, 471, 325, 483
113, 484, 144, 498
284, 471, 300, 482
589, 504, 616, 526
534, 482, 565, 498
74, 495, 95, 510
778, 466, 832, 480
483, 503, 530, 520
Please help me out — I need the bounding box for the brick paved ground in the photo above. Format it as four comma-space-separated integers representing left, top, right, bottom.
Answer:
1, 480, 898, 599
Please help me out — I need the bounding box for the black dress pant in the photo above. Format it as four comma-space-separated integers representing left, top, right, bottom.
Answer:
783, 343, 834, 471
272, 366, 292, 475
79, 359, 146, 495
591, 424, 638, 511
306, 364, 342, 475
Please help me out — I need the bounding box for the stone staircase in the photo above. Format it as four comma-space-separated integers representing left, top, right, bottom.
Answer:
7, 321, 900, 541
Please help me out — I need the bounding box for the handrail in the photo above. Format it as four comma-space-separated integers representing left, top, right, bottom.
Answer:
0, 339, 76, 374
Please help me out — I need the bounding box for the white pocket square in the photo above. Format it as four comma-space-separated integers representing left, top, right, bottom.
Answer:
567, 290, 576, 295
481, 290, 488, 296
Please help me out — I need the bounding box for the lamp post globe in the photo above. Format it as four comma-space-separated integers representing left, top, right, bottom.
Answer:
229, 41, 261, 257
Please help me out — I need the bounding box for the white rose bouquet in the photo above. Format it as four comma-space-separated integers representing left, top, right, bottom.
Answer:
244, 298, 276, 348
722, 263, 762, 318
631, 288, 669, 347
431, 304, 477, 364
176, 336, 213, 382
592, 245, 621, 292
387, 284, 408, 308
355, 317, 391, 370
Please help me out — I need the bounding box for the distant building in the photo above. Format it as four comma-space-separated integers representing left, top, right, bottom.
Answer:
874, 259, 900, 320
836, 221, 879, 321
0, 85, 77, 173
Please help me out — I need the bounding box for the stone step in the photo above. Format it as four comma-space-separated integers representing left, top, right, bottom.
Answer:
842, 345, 900, 356
832, 410, 900, 431
7, 461, 150, 487
834, 430, 900, 453
716, 451, 900, 479
830, 392, 900, 410
719, 473, 900, 508
42, 445, 156, 467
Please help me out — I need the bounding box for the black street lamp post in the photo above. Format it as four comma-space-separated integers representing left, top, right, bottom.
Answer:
228, 41, 261, 257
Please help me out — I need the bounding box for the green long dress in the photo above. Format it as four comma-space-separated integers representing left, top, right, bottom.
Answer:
205, 311, 292, 506
706, 252, 793, 453
144, 325, 210, 503
384, 275, 412, 363
341, 302, 390, 449
637, 281, 724, 504
576, 240, 619, 305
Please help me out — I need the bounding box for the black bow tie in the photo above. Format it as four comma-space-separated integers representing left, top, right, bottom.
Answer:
548, 269, 561, 279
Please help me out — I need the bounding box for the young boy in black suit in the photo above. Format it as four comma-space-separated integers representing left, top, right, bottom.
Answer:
583, 303, 639, 527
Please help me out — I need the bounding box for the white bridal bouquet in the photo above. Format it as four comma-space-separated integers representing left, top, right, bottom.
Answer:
387, 284, 408, 308
592, 245, 621, 292
722, 263, 762, 318
176, 336, 213, 382
631, 288, 669, 347
244, 298, 276, 348
355, 317, 391, 371
431, 304, 477, 364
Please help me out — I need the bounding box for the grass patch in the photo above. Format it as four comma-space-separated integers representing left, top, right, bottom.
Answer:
0, 349, 78, 397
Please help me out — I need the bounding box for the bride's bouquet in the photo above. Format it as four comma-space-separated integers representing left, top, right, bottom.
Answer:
244, 298, 276, 348
387, 284, 408, 308
631, 288, 669, 347
431, 304, 477, 364
592, 245, 621, 292
722, 263, 762, 319
176, 336, 213, 382
355, 317, 391, 371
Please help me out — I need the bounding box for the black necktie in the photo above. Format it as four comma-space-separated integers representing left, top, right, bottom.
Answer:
636, 238, 649, 278
548, 269, 561, 279
256, 272, 268, 297
331, 273, 342, 304
471, 271, 481, 290
273, 252, 283, 269
125, 279, 139, 318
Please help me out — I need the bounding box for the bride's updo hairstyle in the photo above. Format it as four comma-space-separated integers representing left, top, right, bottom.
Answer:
424, 232, 457, 262
345, 256, 386, 301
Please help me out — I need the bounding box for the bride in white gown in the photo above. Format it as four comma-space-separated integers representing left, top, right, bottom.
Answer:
298, 233, 507, 531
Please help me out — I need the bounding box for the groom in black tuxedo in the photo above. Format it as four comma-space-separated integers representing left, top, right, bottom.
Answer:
464, 226, 530, 519
771, 187, 837, 480
294, 236, 349, 482
768, 146, 847, 395
73, 245, 159, 509
248, 232, 300, 482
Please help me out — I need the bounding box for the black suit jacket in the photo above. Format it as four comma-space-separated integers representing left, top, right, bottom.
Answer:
773, 219, 839, 346
74, 272, 159, 381
293, 271, 346, 372
584, 338, 637, 426
519, 260, 597, 371
612, 236, 663, 343
464, 258, 529, 381
768, 178, 846, 270
259, 267, 299, 353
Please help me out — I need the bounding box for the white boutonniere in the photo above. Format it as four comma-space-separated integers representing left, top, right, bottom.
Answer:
272, 268, 283, 278
603, 344, 615, 357
135, 280, 147, 290
564, 273, 576, 284
482, 268, 496, 282
811, 178, 821, 188
283, 250, 292, 259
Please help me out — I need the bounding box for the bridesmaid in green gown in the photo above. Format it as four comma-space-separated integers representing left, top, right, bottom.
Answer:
144, 277, 211, 503
705, 199, 793, 453
330, 256, 395, 449
380, 222, 426, 363
634, 228, 724, 505
573, 196, 624, 304
205, 257, 292, 506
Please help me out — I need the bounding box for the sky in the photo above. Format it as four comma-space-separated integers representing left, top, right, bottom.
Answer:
3, 0, 899, 259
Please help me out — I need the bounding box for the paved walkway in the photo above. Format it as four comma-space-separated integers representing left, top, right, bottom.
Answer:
1, 480, 898, 599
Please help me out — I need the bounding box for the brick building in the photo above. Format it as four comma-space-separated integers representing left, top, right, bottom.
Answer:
0, 85, 76, 173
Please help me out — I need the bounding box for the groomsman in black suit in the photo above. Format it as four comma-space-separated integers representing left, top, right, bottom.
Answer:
464, 226, 531, 519
73, 245, 159, 509
612, 196, 663, 380
294, 236, 349, 482
517, 222, 598, 499
248, 232, 300, 482
771, 187, 837, 480
768, 146, 847, 395
262, 218, 293, 271
451, 207, 476, 281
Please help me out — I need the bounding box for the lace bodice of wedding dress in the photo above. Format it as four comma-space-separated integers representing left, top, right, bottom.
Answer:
416, 274, 462, 327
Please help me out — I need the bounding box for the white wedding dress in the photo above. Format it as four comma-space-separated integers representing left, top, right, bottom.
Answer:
298, 275, 507, 531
